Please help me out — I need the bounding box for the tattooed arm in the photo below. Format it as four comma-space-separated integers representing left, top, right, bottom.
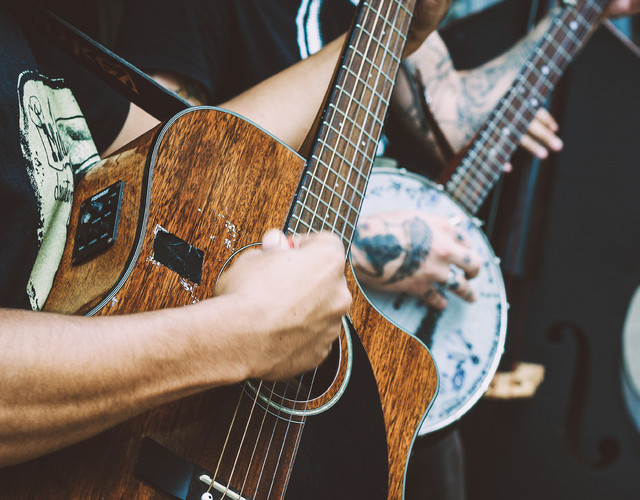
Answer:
392, 23, 563, 166
351, 211, 482, 310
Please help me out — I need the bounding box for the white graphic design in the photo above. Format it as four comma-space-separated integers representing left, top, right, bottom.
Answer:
296, 0, 359, 59
18, 71, 99, 309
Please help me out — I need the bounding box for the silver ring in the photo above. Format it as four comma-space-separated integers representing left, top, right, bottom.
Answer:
445, 266, 462, 290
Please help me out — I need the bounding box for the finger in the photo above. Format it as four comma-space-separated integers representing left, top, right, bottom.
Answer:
422, 287, 448, 310
443, 269, 477, 303
451, 227, 472, 249
534, 107, 559, 132
261, 229, 291, 251
520, 133, 549, 159
526, 116, 563, 152
444, 217, 472, 249
299, 231, 345, 256
448, 247, 483, 279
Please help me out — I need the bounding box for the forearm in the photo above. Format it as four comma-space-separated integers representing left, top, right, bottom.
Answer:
221, 35, 345, 151
401, 18, 552, 151
0, 303, 247, 467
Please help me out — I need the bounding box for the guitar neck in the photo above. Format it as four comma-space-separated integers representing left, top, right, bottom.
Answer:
288, 0, 415, 248
444, 0, 609, 215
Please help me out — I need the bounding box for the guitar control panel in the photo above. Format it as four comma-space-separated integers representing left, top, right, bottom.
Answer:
72, 180, 124, 264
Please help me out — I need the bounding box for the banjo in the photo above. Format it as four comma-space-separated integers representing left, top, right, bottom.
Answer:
355, 0, 611, 435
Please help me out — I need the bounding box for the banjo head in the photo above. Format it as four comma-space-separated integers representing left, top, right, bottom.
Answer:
622, 285, 640, 434
353, 166, 508, 435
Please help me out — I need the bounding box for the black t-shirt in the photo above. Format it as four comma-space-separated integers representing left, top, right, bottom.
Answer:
116, 0, 357, 104
0, 6, 100, 309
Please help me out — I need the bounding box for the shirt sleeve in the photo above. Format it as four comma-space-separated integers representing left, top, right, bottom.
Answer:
115, 0, 231, 103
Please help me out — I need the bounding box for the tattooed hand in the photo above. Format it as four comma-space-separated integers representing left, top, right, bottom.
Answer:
606, 0, 640, 17
351, 210, 482, 310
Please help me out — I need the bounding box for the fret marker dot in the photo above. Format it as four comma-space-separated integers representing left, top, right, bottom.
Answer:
541, 66, 550, 75
570, 21, 578, 30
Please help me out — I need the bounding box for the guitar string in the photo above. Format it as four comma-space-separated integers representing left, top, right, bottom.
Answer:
205, 380, 256, 496
274, 3, 408, 495
214, 0, 413, 496
236, 381, 284, 498
229, 4, 398, 493
215, 379, 286, 499
297, 0, 407, 250
207, 1, 599, 496
222, 361, 307, 497
447, 0, 604, 213
257, 0, 409, 498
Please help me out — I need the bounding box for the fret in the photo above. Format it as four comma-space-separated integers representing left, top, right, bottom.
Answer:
321, 113, 375, 153
290, 0, 412, 245
543, 31, 573, 61
295, 197, 358, 231
532, 47, 563, 75
298, 179, 362, 216
303, 157, 369, 207
561, 20, 583, 46
307, 159, 356, 193
380, 13, 410, 42
329, 84, 390, 124
354, 26, 401, 65
295, 197, 359, 235
313, 129, 378, 171
311, 149, 373, 189
324, 104, 384, 147
444, 0, 607, 212
343, 45, 398, 84
573, 8, 594, 28
340, 63, 394, 103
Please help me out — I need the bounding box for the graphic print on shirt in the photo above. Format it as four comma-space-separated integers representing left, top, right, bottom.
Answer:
17, 71, 99, 310
296, 0, 358, 58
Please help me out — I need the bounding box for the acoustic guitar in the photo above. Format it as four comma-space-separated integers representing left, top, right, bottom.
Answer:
358, 0, 610, 435
0, 1, 437, 499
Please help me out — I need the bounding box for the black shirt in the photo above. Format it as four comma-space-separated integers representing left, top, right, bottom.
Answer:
0, 5, 99, 308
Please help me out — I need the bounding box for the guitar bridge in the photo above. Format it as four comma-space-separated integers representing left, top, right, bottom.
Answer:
199, 474, 251, 500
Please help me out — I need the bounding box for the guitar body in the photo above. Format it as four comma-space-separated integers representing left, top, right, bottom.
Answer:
1, 107, 436, 499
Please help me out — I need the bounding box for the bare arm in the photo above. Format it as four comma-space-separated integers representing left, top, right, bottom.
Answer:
394, 21, 563, 161
104, 0, 453, 155
0, 231, 350, 467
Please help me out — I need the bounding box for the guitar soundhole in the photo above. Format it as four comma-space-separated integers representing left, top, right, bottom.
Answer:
247, 339, 340, 412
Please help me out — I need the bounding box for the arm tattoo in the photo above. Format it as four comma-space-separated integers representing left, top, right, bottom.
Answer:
354, 217, 433, 284
452, 16, 553, 142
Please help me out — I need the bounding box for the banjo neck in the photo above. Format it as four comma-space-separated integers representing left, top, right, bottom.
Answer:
440, 0, 609, 215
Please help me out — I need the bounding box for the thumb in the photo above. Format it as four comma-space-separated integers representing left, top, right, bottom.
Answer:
261, 229, 292, 251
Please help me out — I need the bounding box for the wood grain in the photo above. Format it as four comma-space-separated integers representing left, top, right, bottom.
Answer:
4, 107, 354, 499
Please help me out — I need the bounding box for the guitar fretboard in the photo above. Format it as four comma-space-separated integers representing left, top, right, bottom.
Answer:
288, 0, 415, 249
445, 0, 609, 214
